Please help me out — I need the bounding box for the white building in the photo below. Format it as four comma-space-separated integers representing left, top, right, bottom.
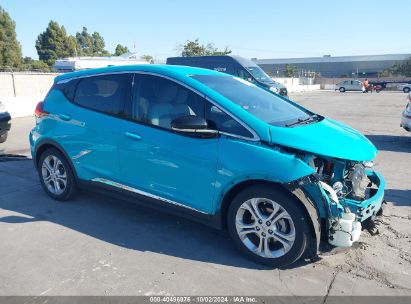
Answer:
53, 52, 149, 72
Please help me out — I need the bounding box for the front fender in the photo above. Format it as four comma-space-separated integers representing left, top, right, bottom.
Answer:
213, 138, 315, 212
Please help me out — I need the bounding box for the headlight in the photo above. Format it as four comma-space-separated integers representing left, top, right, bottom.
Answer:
269, 87, 279, 93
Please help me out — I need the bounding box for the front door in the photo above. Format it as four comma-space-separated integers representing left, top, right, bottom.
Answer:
118, 74, 219, 214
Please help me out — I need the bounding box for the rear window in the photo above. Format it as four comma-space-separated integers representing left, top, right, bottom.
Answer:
73, 74, 132, 116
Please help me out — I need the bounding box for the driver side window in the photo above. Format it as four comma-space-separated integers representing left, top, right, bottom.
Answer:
127, 74, 204, 130
125, 74, 253, 138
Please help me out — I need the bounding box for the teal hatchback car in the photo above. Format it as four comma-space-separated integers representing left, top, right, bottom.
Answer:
30, 65, 385, 267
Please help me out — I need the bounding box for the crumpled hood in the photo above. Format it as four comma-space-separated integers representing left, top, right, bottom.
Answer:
269, 118, 377, 161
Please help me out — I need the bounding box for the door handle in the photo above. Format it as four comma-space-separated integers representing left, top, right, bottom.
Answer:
58, 114, 71, 121
125, 131, 142, 141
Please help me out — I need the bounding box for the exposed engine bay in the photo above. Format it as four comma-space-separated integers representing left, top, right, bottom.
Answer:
302, 154, 385, 248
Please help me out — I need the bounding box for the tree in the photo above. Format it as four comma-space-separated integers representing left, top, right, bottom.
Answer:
179, 39, 231, 57
0, 6, 22, 68
22, 57, 50, 72
204, 43, 232, 56
91, 31, 109, 56
76, 27, 109, 56
114, 44, 130, 56
35, 21, 77, 66
283, 64, 298, 77
141, 54, 153, 63
75, 27, 92, 55
377, 69, 391, 78
378, 58, 411, 77
390, 58, 411, 77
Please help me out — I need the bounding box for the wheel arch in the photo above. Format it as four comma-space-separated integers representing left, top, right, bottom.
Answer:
34, 140, 78, 180
216, 178, 321, 257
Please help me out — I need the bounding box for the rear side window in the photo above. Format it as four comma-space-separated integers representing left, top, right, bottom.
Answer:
57, 79, 78, 101
73, 74, 132, 117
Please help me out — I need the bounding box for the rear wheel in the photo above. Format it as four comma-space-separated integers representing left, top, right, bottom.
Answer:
227, 185, 311, 267
404, 87, 410, 93
38, 148, 76, 201
339, 87, 345, 92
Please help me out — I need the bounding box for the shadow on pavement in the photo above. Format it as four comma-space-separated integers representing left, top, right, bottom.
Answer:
0, 161, 284, 270
366, 135, 411, 153
0, 154, 29, 162
384, 189, 411, 207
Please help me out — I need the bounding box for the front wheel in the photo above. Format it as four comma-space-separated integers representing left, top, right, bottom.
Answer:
339, 87, 345, 92
404, 87, 410, 93
38, 148, 76, 201
227, 185, 311, 267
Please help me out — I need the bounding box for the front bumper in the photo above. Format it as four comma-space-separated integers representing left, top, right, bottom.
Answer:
344, 170, 385, 222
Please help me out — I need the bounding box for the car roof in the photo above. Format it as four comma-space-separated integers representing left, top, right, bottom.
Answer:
54, 64, 225, 83
167, 55, 259, 68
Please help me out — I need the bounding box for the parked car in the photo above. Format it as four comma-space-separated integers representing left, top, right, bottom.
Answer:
0, 101, 11, 143
30, 65, 385, 267
166, 55, 288, 96
401, 92, 411, 132
399, 83, 411, 93
335, 80, 363, 92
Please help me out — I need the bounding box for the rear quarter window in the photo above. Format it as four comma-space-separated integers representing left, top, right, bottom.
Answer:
57, 79, 79, 101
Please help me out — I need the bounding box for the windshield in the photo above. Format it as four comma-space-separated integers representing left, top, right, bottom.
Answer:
245, 66, 272, 83
192, 75, 312, 127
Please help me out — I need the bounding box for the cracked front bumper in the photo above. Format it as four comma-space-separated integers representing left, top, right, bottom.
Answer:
345, 170, 385, 222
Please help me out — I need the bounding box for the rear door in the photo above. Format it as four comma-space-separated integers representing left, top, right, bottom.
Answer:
53, 73, 133, 181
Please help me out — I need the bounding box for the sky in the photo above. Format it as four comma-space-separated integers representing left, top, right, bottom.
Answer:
2, 0, 411, 61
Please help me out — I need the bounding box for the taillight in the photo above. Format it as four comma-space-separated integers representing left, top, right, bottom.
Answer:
35, 102, 49, 118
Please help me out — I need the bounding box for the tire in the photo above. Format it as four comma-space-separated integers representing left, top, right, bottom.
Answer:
0, 132, 8, 143
227, 184, 311, 268
404, 87, 410, 93
339, 87, 345, 92
37, 148, 76, 201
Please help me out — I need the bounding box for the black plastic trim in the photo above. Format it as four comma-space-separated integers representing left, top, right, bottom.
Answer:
77, 179, 223, 229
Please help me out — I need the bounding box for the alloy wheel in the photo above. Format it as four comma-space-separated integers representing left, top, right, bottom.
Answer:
41, 155, 67, 195
235, 197, 296, 258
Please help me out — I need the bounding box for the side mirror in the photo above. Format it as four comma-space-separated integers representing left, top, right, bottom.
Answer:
171, 115, 218, 136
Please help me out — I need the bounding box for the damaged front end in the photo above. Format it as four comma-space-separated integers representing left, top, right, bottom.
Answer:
267, 117, 385, 249
288, 152, 385, 249
313, 156, 385, 247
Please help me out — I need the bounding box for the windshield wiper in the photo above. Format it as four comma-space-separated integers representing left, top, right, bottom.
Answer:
285, 115, 320, 127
